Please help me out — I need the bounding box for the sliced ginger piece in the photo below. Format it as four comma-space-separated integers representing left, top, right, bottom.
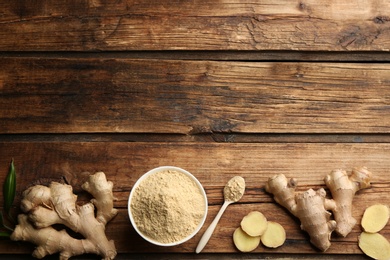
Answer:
233, 227, 261, 252
361, 204, 390, 233
358, 232, 390, 260
240, 211, 268, 237
261, 221, 286, 248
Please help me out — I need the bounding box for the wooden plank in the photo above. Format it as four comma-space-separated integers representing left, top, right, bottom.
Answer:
4, 50, 390, 62
0, 254, 371, 260
0, 142, 389, 255
3, 133, 390, 143
1, 0, 390, 51
2, 58, 390, 134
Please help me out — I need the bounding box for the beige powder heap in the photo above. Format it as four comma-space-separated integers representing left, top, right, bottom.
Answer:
130, 169, 206, 244
224, 176, 245, 202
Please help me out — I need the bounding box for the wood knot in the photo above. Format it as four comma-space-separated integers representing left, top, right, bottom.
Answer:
298, 2, 307, 11
373, 16, 390, 24
297, 2, 312, 14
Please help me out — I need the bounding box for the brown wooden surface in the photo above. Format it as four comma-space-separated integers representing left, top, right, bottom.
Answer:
1, 0, 390, 51
0, 142, 389, 257
1, 0, 390, 259
1, 59, 390, 134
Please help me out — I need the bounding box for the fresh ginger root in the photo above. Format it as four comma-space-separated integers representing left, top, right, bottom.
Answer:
358, 232, 390, 260
265, 166, 371, 252
361, 204, 390, 233
324, 167, 371, 237
11, 171, 118, 260
240, 211, 268, 237
233, 227, 261, 252
233, 211, 286, 252
261, 221, 286, 248
265, 174, 336, 252
358, 204, 390, 259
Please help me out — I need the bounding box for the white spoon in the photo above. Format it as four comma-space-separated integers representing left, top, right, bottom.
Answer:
195, 176, 245, 253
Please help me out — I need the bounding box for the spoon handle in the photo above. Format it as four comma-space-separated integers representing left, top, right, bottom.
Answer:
195, 200, 231, 253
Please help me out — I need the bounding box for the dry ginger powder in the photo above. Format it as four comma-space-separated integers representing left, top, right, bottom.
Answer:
130, 169, 206, 244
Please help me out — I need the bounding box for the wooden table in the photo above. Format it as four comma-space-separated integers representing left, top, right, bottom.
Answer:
1, 0, 390, 259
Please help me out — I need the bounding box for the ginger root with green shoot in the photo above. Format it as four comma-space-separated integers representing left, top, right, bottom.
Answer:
10, 171, 118, 260
265, 166, 371, 252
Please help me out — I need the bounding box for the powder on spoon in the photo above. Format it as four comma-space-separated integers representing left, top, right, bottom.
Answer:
224, 176, 245, 202
130, 169, 206, 244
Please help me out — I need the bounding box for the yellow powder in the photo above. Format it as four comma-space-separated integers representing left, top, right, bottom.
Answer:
130, 169, 206, 244
224, 176, 245, 202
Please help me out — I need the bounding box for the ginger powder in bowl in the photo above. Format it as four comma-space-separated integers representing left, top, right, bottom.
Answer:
128, 166, 208, 246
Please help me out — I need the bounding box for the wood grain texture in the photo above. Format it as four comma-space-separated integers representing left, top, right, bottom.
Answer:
0, 142, 388, 255
1, 1, 390, 258
4, 51, 390, 62
1, 58, 390, 134
1, 0, 390, 51
0, 254, 372, 260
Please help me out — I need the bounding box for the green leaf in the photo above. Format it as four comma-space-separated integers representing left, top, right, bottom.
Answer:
3, 159, 16, 216
0, 211, 4, 225
0, 212, 4, 228
0, 212, 13, 232
0, 232, 10, 238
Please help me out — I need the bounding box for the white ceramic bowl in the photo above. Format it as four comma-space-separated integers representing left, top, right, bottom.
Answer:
128, 166, 208, 246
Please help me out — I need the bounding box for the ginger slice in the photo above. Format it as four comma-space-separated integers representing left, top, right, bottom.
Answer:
261, 221, 286, 248
240, 211, 268, 237
233, 227, 261, 252
358, 232, 390, 260
361, 204, 390, 233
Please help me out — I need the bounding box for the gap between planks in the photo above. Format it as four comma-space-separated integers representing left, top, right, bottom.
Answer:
1, 51, 390, 62
0, 133, 390, 143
